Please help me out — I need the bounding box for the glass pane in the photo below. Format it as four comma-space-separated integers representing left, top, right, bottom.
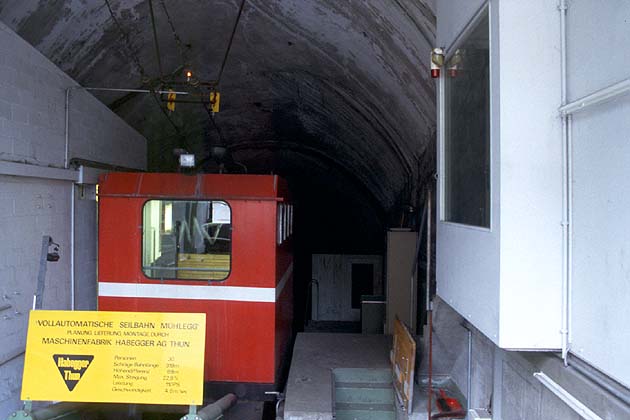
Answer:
444, 12, 491, 228
142, 200, 232, 280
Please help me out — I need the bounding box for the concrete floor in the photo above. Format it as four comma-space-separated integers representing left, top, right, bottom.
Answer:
283, 333, 391, 420
282, 332, 469, 420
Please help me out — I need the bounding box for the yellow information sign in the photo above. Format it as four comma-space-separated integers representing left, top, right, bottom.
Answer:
21, 310, 206, 405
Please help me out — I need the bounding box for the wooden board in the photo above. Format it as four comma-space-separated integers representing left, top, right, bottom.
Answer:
390, 317, 416, 414
386, 231, 418, 334
177, 253, 230, 280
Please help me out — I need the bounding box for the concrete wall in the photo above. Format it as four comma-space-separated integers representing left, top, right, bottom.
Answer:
0, 21, 146, 416
565, 0, 630, 389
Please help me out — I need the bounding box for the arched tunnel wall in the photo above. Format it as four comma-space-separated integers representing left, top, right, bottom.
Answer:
0, 0, 440, 414
0, 0, 437, 215
0, 1, 438, 336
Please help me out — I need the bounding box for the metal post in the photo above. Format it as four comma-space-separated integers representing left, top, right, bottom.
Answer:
64, 88, 71, 169
467, 329, 472, 407
559, 78, 630, 116
180, 394, 237, 420
7, 402, 104, 420
426, 189, 433, 420
34, 236, 51, 310
426, 189, 432, 311
70, 184, 75, 310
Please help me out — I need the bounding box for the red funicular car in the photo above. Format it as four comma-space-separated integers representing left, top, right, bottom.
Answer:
97, 172, 294, 398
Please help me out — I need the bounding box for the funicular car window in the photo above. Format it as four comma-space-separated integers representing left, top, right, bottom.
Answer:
142, 200, 232, 280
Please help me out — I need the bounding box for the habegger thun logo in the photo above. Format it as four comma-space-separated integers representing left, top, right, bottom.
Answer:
52, 354, 94, 391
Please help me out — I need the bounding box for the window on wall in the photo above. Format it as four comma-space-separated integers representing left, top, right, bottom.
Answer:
142, 200, 232, 280
444, 11, 491, 228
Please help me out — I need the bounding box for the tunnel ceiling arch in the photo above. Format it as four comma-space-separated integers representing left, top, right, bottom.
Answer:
0, 0, 435, 213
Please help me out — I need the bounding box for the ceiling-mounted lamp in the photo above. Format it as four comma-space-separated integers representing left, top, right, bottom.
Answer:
173, 148, 195, 169
431, 47, 445, 78
183, 68, 200, 86
179, 154, 195, 168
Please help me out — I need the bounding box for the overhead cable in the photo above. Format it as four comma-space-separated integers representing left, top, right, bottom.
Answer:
159, 0, 189, 68
104, 0, 149, 79
104, 0, 182, 136
216, 0, 247, 86
148, 0, 165, 79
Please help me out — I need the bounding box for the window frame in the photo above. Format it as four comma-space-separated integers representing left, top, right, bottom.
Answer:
140, 199, 233, 282
439, 6, 493, 231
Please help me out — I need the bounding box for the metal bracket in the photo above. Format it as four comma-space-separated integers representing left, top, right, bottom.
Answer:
5, 411, 32, 420
34, 236, 50, 310
5, 400, 34, 420
180, 404, 200, 420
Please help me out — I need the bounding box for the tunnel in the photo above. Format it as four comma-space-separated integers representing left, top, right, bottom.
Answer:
0, 0, 436, 331
2, 1, 630, 420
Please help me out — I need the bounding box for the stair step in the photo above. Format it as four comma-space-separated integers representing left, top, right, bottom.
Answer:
335, 381, 392, 389
335, 408, 397, 420
333, 367, 392, 384
334, 387, 394, 405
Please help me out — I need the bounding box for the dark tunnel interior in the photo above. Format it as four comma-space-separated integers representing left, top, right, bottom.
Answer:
0, 0, 437, 330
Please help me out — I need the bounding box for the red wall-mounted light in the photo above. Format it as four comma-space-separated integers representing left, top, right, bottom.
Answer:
431, 48, 445, 78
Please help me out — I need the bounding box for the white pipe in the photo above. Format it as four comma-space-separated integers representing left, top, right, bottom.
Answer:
560, 78, 630, 116
70, 183, 75, 310
467, 328, 472, 406
559, 0, 567, 104
0, 349, 25, 367
534, 372, 603, 420
567, 114, 573, 347
64, 88, 71, 169
561, 111, 570, 352
559, 0, 570, 366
